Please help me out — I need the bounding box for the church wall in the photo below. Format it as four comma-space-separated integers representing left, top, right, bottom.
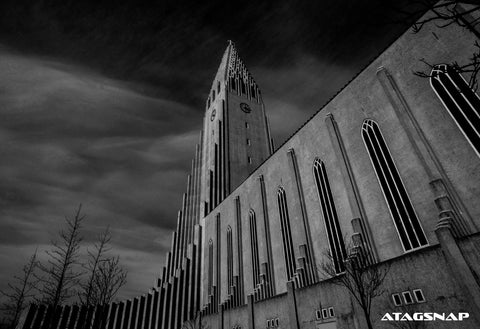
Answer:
252, 293, 289, 329
367, 243, 476, 329
223, 304, 248, 329
380, 17, 480, 229
294, 280, 355, 329
237, 174, 268, 295
201, 10, 480, 327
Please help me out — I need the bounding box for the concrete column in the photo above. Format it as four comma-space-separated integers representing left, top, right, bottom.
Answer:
92, 305, 104, 329
174, 267, 186, 329
247, 294, 255, 329
32, 305, 46, 329
76, 305, 88, 329
84, 306, 95, 329
235, 196, 245, 305
376, 66, 475, 232
136, 296, 146, 329
122, 301, 131, 329
106, 303, 117, 329
129, 298, 138, 329
258, 175, 276, 295
325, 113, 378, 261
219, 304, 225, 329
158, 287, 167, 329
286, 281, 299, 329
160, 283, 172, 329
168, 276, 179, 329
287, 148, 317, 283
21, 304, 38, 329
144, 293, 153, 329
100, 304, 111, 329
59, 305, 71, 329
114, 303, 124, 329
435, 217, 480, 323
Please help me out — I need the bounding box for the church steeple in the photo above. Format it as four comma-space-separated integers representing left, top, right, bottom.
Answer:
200, 41, 273, 216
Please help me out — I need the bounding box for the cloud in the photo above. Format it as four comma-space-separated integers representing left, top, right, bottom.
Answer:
0, 49, 199, 300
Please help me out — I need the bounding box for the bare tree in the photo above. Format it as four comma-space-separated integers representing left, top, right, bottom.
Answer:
92, 256, 127, 305
396, 1, 480, 89
36, 205, 84, 310
320, 242, 390, 329
0, 251, 39, 329
396, 1, 480, 35
413, 45, 480, 90
79, 227, 111, 306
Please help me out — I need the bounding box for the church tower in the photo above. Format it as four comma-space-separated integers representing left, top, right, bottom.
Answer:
201, 41, 273, 216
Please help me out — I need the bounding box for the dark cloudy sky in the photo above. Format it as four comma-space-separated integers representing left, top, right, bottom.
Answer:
0, 0, 417, 300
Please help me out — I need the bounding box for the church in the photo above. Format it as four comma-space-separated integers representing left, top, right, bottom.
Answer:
19, 3, 480, 329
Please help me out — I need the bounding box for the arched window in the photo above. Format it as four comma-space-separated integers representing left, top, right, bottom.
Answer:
313, 159, 347, 273
226, 226, 234, 293
430, 64, 480, 157
249, 210, 261, 287
208, 239, 214, 294
362, 119, 428, 251
277, 187, 296, 281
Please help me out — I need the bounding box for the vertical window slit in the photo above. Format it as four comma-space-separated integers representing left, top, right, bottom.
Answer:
313, 159, 346, 273
430, 64, 480, 156
277, 187, 296, 281
362, 119, 427, 252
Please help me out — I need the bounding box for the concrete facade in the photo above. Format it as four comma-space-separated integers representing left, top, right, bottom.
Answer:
19, 4, 480, 329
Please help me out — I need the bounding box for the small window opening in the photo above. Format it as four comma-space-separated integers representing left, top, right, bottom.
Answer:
402, 291, 414, 305
413, 289, 425, 303
322, 309, 328, 319
328, 307, 335, 317
392, 293, 402, 306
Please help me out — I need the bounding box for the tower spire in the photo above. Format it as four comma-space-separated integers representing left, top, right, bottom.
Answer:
200, 41, 273, 216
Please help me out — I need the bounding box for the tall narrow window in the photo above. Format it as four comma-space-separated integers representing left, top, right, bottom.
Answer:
226, 226, 234, 293
249, 210, 261, 287
430, 64, 480, 157
313, 159, 347, 273
277, 187, 296, 281
362, 119, 428, 251
217, 81, 221, 94
208, 239, 214, 294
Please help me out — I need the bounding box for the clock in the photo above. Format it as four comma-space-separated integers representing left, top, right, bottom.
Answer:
210, 109, 216, 121
240, 103, 251, 113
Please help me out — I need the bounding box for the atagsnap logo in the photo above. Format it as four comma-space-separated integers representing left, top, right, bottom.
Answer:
381, 312, 469, 321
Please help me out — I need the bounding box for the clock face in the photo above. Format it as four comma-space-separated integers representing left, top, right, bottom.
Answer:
240, 103, 251, 113
210, 109, 216, 121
